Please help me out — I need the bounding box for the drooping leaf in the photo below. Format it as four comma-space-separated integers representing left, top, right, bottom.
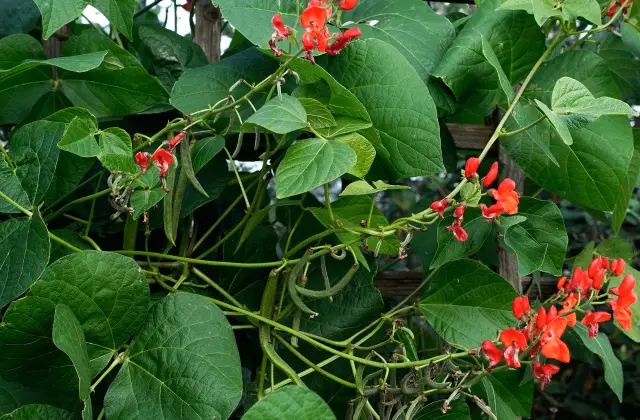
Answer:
0, 210, 49, 308
180, 154, 232, 217
243, 94, 307, 134
414, 400, 470, 420
298, 98, 336, 130
473, 367, 534, 420
171, 47, 278, 117
340, 180, 410, 196
500, 198, 568, 276
104, 293, 243, 420
420, 259, 518, 348
244, 386, 336, 420
51, 305, 92, 419
433, 0, 545, 115
566, 324, 624, 401
276, 138, 356, 199
32, 0, 86, 39
0, 48, 108, 81
328, 39, 444, 178
191, 136, 226, 173
534, 99, 573, 146
335, 133, 376, 178
91, 0, 136, 40
97, 128, 137, 173
0, 404, 73, 420
0, 251, 149, 393
430, 208, 494, 270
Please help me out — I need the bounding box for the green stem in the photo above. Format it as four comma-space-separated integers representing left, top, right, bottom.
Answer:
284, 208, 306, 255
43, 171, 104, 214
367, 193, 376, 228
499, 115, 546, 137
50, 232, 83, 252
191, 267, 244, 308
63, 213, 88, 224
82, 236, 102, 251
123, 215, 139, 251
0, 142, 14, 169
90, 353, 124, 392
324, 184, 334, 226
0, 190, 32, 216
285, 228, 339, 257
46, 189, 111, 222
224, 147, 251, 209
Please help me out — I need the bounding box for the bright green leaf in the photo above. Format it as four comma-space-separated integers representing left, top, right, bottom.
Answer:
534, 99, 573, 146
0, 161, 30, 214
92, 0, 136, 40
621, 22, 640, 57
244, 386, 335, 420
562, 0, 602, 25
0, 50, 108, 81
340, 180, 410, 196
298, 98, 336, 130
53, 108, 101, 157
420, 259, 518, 348
98, 128, 137, 173
33, 0, 86, 39
497, 0, 561, 26
130, 188, 166, 220
104, 293, 243, 420
243, 94, 307, 134
459, 182, 483, 206
276, 138, 356, 198
336, 133, 376, 178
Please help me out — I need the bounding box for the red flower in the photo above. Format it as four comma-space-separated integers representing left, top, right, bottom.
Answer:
151, 149, 174, 177
581, 311, 612, 339
135, 152, 149, 174
565, 312, 577, 327
547, 305, 558, 323
453, 203, 466, 219
482, 340, 503, 369
446, 219, 468, 242
465, 157, 480, 178
272, 14, 292, 39
339, 0, 358, 10
609, 274, 637, 330
512, 296, 530, 320
491, 178, 519, 215
167, 132, 184, 152
500, 328, 527, 368
559, 294, 578, 316
533, 361, 560, 390
601, 257, 610, 269
541, 317, 570, 363
430, 198, 450, 217
592, 269, 605, 290
326, 27, 361, 56
608, 2, 619, 17
302, 28, 328, 52
300, 4, 327, 28
588, 257, 602, 278
479, 202, 504, 221
536, 306, 547, 330
614, 307, 633, 330
483, 162, 499, 187
610, 273, 635, 298
614, 258, 626, 276
556, 276, 567, 291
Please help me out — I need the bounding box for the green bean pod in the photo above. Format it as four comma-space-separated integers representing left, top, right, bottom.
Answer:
296, 263, 360, 298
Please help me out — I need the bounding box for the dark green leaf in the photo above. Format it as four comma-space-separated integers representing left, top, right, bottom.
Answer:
500, 198, 567, 276
181, 154, 231, 217
243, 94, 307, 134
191, 136, 226, 174
49, 229, 93, 263
92, 0, 136, 40
0, 404, 73, 420
0, 377, 60, 416
473, 367, 534, 419
420, 260, 518, 348
414, 400, 469, 419
0, 2, 40, 38
104, 293, 243, 420
534, 99, 573, 147
130, 188, 166, 220
621, 22, 640, 57
33, 0, 86, 39
236, 200, 301, 252
276, 138, 356, 199
0, 161, 29, 215
52, 305, 92, 418
0, 49, 108, 81
244, 386, 336, 420
612, 129, 640, 234
0, 210, 49, 308
430, 208, 493, 269
596, 33, 640, 100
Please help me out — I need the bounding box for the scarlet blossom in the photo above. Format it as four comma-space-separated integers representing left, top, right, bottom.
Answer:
512, 296, 530, 320
339, 0, 358, 10
547, 305, 558, 323
302, 28, 328, 52
300, 4, 327, 28
588, 256, 602, 278
610, 273, 635, 298
559, 293, 578, 316
482, 340, 503, 369
565, 312, 577, 327
430, 198, 450, 217
446, 219, 468, 242
614, 307, 633, 330
556, 276, 567, 291
592, 269, 605, 290
483, 162, 499, 187
326, 27, 361, 55
614, 258, 626, 276
272, 14, 292, 40
536, 306, 547, 330
479, 202, 504, 221
465, 157, 480, 178
541, 317, 570, 363
500, 328, 527, 368
167, 132, 184, 151
601, 257, 610, 269
135, 152, 150, 174
453, 203, 467, 219
609, 274, 637, 330
151, 149, 174, 177
533, 361, 560, 390
581, 311, 612, 339
491, 178, 519, 214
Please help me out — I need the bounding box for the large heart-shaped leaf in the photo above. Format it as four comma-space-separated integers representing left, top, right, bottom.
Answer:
244, 386, 336, 420
243, 94, 307, 134
0, 252, 149, 392
420, 260, 518, 348
500, 198, 568, 276
104, 293, 243, 420
0, 210, 49, 308
328, 39, 444, 178
275, 138, 356, 198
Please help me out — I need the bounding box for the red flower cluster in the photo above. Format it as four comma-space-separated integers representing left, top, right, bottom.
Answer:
135, 132, 182, 192
463, 157, 519, 220
610, 274, 637, 330
445, 203, 468, 241
607, 0, 633, 17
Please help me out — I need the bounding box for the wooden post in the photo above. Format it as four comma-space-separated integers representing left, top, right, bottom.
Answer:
194, 0, 222, 62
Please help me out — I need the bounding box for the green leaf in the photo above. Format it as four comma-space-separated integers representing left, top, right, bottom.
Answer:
0, 377, 62, 417
567, 324, 624, 401
104, 293, 243, 420
341, 0, 456, 83
473, 368, 534, 420
244, 386, 335, 420
298, 98, 336, 130
328, 39, 444, 178
236, 200, 301, 252
480, 34, 515, 105
551, 77, 637, 127
573, 241, 596, 270
433, 0, 545, 115
42, 152, 94, 204
597, 238, 634, 262
98, 128, 137, 173
497, 0, 561, 26
340, 180, 410, 196
0, 404, 73, 420
275, 138, 356, 199
0, 251, 149, 392
415, 400, 470, 419
0, 210, 49, 308
0, 50, 108, 81
243, 94, 307, 134
52, 108, 101, 157
191, 136, 226, 173
596, 33, 640, 100
430, 208, 494, 270
10, 120, 66, 205
52, 305, 92, 419
92, 0, 136, 40
612, 130, 640, 234
171, 47, 278, 116
459, 182, 483, 207
0, 161, 30, 215
288, 57, 372, 138
500, 198, 568, 276
562, 0, 602, 25
0, 2, 40, 38
130, 188, 166, 220
134, 24, 208, 90
33, 0, 86, 39
49, 229, 93, 263
335, 133, 376, 178
180, 154, 231, 217
179, 136, 208, 197
621, 22, 640, 57
534, 99, 573, 146
419, 260, 518, 348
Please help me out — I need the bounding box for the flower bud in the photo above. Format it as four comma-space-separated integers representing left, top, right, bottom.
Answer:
483, 162, 499, 187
